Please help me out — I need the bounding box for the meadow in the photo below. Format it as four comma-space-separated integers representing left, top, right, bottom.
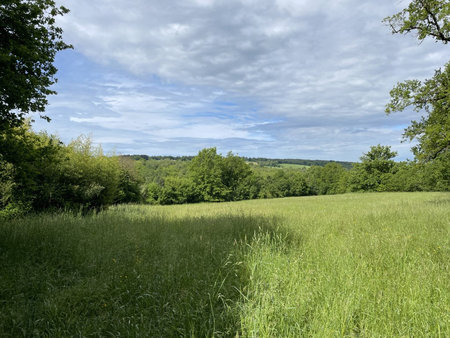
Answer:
0, 192, 449, 336
279, 163, 309, 169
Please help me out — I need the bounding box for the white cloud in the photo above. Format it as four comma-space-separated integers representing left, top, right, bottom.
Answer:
45, 0, 448, 160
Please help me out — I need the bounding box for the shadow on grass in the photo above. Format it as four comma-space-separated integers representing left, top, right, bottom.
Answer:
0, 211, 291, 336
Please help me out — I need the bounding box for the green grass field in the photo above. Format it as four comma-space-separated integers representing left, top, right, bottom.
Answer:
279, 163, 309, 169
0, 193, 449, 336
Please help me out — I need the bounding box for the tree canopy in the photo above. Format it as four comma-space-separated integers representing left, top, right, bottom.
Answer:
384, 0, 449, 162
349, 145, 398, 192
386, 62, 449, 161
0, 0, 72, 131
383, 0, 450, 44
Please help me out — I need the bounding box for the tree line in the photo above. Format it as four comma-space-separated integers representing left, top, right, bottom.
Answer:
137, 145, 449, 206
1, 125, 448, 217
121, 155, 354, 170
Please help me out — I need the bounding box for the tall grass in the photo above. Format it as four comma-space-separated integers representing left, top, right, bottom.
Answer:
0, 192, 448, 336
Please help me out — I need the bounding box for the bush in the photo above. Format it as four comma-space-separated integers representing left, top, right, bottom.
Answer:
0, 124, 139, 214
0, 122, 64, 211
144, 182, 162, 204
58, 136, 121, 211
419, 152, 450, 191
0, 157, 15, 209
116, 157, 142, 204
159, 176, 199, 205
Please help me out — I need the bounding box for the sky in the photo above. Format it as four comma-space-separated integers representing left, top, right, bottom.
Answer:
33, 0, 448, 161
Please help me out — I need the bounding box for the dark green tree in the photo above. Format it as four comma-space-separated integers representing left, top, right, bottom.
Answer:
115, 157, 142, 204
289, 171, 310, 196
189, 148, 228, 202
0, 121, 64, 212
0, 155, 15, 209
384, 0, 449, 161
306, 164, 348, 195
349, 145, 398, 192
0, 0, 72, 130
221, 152, 253, 201
320, 163, 348, 195
159, 176, 198, 205
386, 63, 449, 161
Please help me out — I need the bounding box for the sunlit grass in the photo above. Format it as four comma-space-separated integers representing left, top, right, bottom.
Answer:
0, 192, 449, 336
279, 163, 309, 169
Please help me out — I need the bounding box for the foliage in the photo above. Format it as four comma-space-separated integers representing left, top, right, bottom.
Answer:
134, 157, 189, 186
235, 173, 261, 200
417, 150, 450, 189
383, 0, 450, 43
0, 121, 64, 211
384, 1, 449, 162
189, 148, 228, 202
221, 152, 254, 201
0, 124, 140, 215
0, 156, 28, 219
259, 170, 290, 198
386, 62, 450, 161
0, 156, 15, 208
58, 136, 122, 211
245, 157, 354, 169
383, 161, 424, 191
2, 133, 448, 216
159, 176, 199, 205
359, 144, 398, 170
306, 163, 348, 195
115, 157, 142, 204
0, 0, 72, 130
349, 145, 398, 192
143, 182, 162, 205
257, 170, 310, 198
289, 171, 310, 196
125, 155, 355, 170
129, 144, 448, 206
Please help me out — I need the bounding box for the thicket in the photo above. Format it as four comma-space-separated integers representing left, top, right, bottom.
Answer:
0, 122, 140, 218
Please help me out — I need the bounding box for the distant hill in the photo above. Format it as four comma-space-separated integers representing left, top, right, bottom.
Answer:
123, 155, 194, 161
242, 157, 354, 169
121, 154, 354, 170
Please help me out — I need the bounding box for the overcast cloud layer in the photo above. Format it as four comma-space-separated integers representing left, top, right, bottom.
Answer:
33, 0, 448, 161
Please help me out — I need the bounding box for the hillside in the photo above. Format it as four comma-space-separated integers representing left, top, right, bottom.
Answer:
121, 154, 355, 169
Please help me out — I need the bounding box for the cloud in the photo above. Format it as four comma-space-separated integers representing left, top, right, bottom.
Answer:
41, 0, 448, 160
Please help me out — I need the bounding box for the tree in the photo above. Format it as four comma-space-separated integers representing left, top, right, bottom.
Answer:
0, 121, 65, 212
0, 156, 15, 209
383, 0, 450, 43
320, 163, 348, 195
189, 148, 228, 202
386, 63, 449, 161
159, 176, 198, 205
305, 163, 348, 195
384, 0, 449, 162
62, 135, 122, 210
220, 152, 253, 201
349, 145, 398, 192
0, 0, 72, 130
359, 145, 398, 165
115, 157, 142, 204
